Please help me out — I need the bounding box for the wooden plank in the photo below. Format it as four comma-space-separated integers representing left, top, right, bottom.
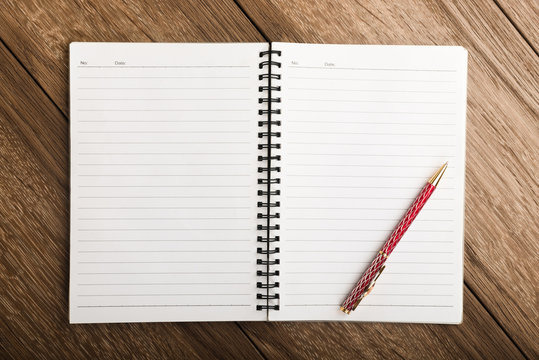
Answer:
239, 288, 524, 359
0, 0, 264, 115
235, 0, 539, 357
0, 41, 263, 360
495, 0, 538, 53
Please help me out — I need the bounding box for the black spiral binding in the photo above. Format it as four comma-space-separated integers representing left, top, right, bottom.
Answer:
257, 48, 281, 312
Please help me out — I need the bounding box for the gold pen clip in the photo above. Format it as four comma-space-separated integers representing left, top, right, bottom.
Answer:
351, 265, 386, 311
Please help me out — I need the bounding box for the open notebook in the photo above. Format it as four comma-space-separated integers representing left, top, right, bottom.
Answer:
69, 42, 467, 324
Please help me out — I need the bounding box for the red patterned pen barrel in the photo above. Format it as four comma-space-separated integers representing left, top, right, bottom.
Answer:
340, 163, 448, 314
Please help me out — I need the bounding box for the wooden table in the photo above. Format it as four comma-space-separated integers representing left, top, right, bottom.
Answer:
0, 1, 537, 358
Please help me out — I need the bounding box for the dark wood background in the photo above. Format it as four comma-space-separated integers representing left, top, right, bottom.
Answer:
0, 0, 537, 359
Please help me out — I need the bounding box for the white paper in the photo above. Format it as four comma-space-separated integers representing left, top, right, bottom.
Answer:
272, 43, 466, 323
69, 43, 267, 323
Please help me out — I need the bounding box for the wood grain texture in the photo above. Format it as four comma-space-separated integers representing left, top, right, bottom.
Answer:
236, 0, 539, 357
0, 0, 264, 115
0, 41, 264, 360
495, 0, 538, 53
240, 289, 524, 359
0, 0, 537, 359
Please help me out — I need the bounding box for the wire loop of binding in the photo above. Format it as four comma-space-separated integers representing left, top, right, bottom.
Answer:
258, 190, 280, 196
258, 109, 281, 115
257, 259, 280, 265
257, 270, 280, 276
258, 166, 281, 173
258, 178, 280, 185
257, 294, 280, 300
258, 143, 281, 150
258, 120, 281, 127
257, 236, 280, 243
259, 73, 281, 80
257, 201, 280, 208
257, 282, 280, 289
257, 247, 280, 254
259, 86, 281, 92
259, 97, 281, 103
258, 132, 281, 138
257, 46, 281, 313
259, 50, 282, 57
259, 60, 281, 69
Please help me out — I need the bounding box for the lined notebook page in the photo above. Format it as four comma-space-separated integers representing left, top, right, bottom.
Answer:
69, 43, 267, 323
272, 43, 467, 323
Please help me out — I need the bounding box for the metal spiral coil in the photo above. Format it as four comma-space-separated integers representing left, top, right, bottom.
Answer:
256, 48, 281, 312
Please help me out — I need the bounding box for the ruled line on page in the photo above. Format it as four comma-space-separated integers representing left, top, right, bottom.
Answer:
78, 240, 252, 243
78, 250, 250, 254
77, 217, 251, 220
286, 261, 454, 265
77, 293, 252, 297
288, 76, 457, 82
287, 110, 456, 114
78, 261, 251, 264
77, 228, 253, 231
77, 305, 251, 308
77, 87, 251, 90
285, 240, 455, 244
78, 76, 250, 79
77, 130, 251, 134
285, 282, 453, 286
287, 99, 456, 105
286, 272, 454, 275
77, 141, 251, 144
285, 229, 453, 232
77, 175, 250, 177
77, 65, 251, 68
77, 98, 251, 101
288, 88, 456, 93
286, 131, 456, 136
283, 304, 454, 308
287, 66, 457, 72
285, 250, 454, 254
285, 293, 454, 297
286, 207, 453, 210
77, 206, 251, 209
77, 163, 251, 166
78, 185, 251, 188
286, 185, 456, 189
286, 174, 455, 179
285, 218, 453, 221
77, 109, 251, 112
77, 196, 251, 199
287, 153, 457, 158
285, 196, 454, 200
287, 120, 457, 125
77, 250, 251, 253
78, 120, 251, 123
78, 282, 251, 286
286, 142, 456, 147
77, 271, 251, 275
77, 152, 252, 155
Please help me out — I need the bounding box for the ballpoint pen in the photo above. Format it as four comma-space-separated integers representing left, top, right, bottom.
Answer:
340, 162, 448, 314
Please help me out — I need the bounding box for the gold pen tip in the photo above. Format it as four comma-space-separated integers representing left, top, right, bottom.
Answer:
428, 162, 448, 187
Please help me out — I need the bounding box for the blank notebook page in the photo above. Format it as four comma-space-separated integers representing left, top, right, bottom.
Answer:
272, 43, 467, 322
69, 43, 267, 323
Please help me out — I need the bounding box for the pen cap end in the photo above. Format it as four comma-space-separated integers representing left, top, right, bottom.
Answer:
340, 306, 351, 315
